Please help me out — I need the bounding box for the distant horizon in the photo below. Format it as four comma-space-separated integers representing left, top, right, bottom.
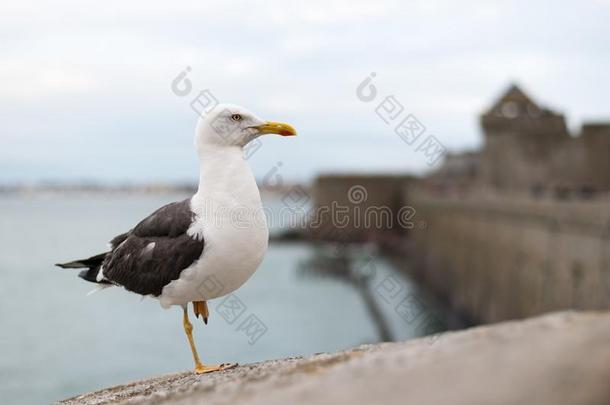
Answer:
0, 168, 421, 190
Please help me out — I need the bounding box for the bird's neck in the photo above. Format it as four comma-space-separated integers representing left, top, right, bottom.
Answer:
194, 145, 258, 203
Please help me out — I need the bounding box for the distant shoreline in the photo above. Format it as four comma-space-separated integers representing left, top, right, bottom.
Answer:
0, 183, 306, 196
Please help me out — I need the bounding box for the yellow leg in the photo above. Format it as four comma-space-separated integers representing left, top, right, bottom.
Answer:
182, 306, 237, 374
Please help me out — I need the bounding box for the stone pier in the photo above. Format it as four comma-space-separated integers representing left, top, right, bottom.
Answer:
58, 311, 610, 405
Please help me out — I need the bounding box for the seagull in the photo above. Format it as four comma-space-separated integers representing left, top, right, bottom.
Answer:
56, 104, 296, 374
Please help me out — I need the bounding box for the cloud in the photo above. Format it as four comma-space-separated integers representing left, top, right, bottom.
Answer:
1, 0, 609, 183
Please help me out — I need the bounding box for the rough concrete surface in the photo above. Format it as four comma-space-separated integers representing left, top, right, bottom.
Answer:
58, 311, 610, 405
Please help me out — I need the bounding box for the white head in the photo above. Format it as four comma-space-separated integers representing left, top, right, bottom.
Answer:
195, 103, 296, 153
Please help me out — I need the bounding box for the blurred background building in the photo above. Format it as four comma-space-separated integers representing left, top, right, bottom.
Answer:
430, 84, 610, 197
307, 83, 610, 326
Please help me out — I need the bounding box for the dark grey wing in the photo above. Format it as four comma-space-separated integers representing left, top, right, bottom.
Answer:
101, 198, 204, 296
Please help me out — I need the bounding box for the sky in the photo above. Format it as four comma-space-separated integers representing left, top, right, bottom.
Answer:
1, 0, 609, 184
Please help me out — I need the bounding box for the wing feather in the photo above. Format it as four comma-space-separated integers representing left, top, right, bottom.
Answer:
102, 199, 204, 296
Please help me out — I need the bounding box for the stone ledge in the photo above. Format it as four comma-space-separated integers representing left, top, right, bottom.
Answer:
58, 311, 610, 405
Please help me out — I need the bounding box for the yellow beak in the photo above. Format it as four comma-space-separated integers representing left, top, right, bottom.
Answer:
255, 121, 297, 136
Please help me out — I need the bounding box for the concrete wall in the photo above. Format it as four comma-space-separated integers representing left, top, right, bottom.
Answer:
59, 312, 610, 405
409, 193, 610, 323
309, 174, 414, 242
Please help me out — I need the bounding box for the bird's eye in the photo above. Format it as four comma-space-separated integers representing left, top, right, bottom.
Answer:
231, 114, 242, 122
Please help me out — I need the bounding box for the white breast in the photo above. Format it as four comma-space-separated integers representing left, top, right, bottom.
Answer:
159, 147, 268, 308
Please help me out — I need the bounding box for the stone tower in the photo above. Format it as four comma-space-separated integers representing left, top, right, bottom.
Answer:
479, 84, 570, 193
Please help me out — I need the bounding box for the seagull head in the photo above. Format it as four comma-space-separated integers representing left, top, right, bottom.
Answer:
195, 103, 296, 152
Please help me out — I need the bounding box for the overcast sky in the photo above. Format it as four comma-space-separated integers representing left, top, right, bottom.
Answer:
1, 0, 609, 184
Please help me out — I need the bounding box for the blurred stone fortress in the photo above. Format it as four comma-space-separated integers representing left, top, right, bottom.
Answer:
306, 84, 610, 325
434, 84, 610, 197
409, 85, 610, 323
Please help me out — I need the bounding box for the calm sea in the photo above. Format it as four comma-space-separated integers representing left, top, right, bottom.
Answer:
0, 193, 446, 404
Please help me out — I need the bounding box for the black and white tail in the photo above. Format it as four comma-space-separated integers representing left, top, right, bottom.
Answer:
55, 253, 110, 284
